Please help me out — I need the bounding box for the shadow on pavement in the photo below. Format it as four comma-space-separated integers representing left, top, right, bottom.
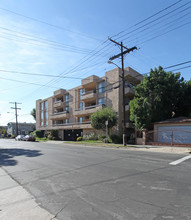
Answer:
0, 148, 43, 166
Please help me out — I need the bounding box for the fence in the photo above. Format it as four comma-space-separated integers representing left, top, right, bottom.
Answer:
146, 129, 191, 146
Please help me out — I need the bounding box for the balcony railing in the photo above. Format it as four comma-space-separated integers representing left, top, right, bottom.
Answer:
81, 90, 96, 101
74, 104, 103, 117
125, 86, 135, 96
53, 121, 92, 129
49, 111, 69, 120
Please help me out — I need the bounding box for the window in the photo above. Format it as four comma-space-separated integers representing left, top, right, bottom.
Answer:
79, 102, 84, 110
41, 111, 43, 120
65, 106, 69, 112
41, 121, 44, 126
65, 94, 69, 103
40, 102, 43, 110
44, 101, 48, 109
98, 97, 105, 105
65, 119, 69, 124
79, 117, 84, 123
98, 81, 105, 94
45, 111, 48, 126
79, 88, 84, 100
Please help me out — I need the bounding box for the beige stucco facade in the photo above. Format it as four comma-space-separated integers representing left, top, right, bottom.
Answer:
36, 67, 143, 140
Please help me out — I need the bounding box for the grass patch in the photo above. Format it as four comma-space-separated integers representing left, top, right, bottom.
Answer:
36, 137, 50, 142
64, 140, 132, 148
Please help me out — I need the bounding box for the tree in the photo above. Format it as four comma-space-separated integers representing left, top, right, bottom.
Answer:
90, 107, 117, 131
30, 108, 36, 120
130, 66, 189, 129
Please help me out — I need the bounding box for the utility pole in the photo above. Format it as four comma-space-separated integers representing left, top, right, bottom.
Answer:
9, 102, 21, 136
108, 37, 137, 146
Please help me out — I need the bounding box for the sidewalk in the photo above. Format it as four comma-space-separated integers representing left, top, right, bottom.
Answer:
0, 168, 56, 220
44, 140, 191, 154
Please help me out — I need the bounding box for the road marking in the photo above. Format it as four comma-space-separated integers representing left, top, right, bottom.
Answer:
170, 155, 191, 166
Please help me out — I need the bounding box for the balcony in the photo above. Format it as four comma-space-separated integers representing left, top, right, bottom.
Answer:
126, 122, 134, 128
54, 89, 66, 97
49, 111, 69, 120
54, 100, 65, 108
81, 75, 100, 89
74, 104, 102, 117
81, 90, 96, 102
125, 104, 130, 111
125, 87, 135, 96
53, 121, 92, 129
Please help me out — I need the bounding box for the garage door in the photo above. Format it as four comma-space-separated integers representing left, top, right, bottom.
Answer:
157, 125, 191, 144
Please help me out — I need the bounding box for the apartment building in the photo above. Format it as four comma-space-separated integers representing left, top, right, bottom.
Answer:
36, 67, 143, 141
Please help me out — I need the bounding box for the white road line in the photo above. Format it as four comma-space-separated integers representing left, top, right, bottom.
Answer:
170, 155, 191, 166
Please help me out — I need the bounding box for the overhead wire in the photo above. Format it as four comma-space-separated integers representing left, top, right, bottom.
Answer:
0, 7, 102, 42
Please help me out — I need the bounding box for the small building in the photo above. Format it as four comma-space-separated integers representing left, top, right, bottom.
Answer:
7, 122, 36, 136
154, 117, 191, 145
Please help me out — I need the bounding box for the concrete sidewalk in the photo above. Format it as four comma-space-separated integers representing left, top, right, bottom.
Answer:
45, 140, 191, 155
0, 168, 56, 220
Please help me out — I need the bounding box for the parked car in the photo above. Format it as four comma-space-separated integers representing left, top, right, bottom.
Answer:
15, 135, 25, 141
23, 135, 36, 142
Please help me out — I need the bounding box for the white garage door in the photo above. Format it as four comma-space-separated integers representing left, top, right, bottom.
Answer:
158, 125, 191, 144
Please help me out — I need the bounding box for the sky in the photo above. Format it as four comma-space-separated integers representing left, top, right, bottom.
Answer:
0, 0, 191, 125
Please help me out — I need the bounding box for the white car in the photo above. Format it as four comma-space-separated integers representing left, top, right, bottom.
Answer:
15, 135, 25, 141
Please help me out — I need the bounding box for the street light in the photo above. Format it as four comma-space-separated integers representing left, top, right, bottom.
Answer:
108, 60, 127, 146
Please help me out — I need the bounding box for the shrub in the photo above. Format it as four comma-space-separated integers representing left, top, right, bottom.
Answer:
77, 136, 82, 141
83, 133, 98, 140
98, 134, 106, 141
109, 134, 123, 144
48, 130, 60, 140
31, 130, 44, 138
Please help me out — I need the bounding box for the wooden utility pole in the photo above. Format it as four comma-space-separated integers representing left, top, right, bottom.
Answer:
108, 38, 137, 146
9, 102, 21, 136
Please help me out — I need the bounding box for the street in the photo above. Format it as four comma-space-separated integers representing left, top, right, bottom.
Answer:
0, 139, 191, 220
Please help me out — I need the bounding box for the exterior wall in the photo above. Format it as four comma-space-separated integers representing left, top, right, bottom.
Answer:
7, 123, 36, 135
36, 67, 143, 140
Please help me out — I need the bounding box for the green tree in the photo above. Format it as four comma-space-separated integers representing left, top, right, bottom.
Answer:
90, 107, 117, 131
30, 108, 36, 120
130, 66, 189, 129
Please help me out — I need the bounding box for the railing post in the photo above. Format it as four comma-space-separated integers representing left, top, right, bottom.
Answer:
171, 129, 173, 146
142, 129, 147, 145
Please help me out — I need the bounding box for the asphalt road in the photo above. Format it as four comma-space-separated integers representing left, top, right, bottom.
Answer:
0, 139, 191, 220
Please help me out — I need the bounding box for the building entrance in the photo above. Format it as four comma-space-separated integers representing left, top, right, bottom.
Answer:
64, 129, 83, 141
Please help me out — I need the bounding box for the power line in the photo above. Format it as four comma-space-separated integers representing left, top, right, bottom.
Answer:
112, 0, 184, 39
118, 1, 191, 41
0, 7, 102, 42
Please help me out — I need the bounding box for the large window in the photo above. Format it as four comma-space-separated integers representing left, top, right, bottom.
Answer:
40, 102, 43, 110
44, 101, 48, 109
98, 97, 105, 105
79, 88, 84, 100
45, 111, 48, 126
98, 81, 105, 94
79, 102, 84, 110
41, 111, 43, 120
65, 94, 69, 103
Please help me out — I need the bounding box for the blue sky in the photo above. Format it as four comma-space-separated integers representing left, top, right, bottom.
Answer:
0, 0, 191, 125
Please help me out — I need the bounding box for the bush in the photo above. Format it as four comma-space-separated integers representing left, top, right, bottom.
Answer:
109, 134, 123, 144
98, 134, 106, 141
31, 130, 44, 138
83, 133, 98, 140
48, 130, 60, 140
77, 137, 82, 141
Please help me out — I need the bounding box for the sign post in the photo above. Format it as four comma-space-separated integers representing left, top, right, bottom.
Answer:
105, 120, 108, 143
